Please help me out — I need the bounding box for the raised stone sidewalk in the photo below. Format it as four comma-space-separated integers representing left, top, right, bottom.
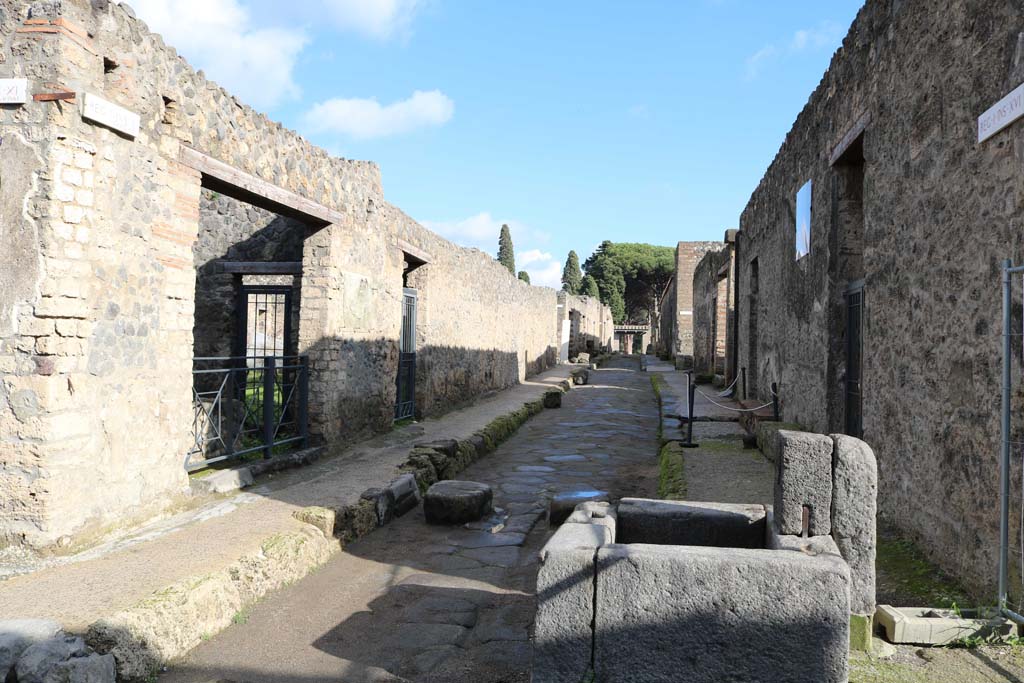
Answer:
0, 364, 578, 680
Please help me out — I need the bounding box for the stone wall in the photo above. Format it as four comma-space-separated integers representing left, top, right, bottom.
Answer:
194, 192, 307, 360
669, 241, 720, 365
731, 0, 1024, 593
693, 245, 735, 377
561, 293, 612, 359
0, 0, 559, 551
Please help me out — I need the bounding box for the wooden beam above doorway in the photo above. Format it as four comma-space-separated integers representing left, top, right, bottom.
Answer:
216, 261, 303, 275
179, 146, 345, 227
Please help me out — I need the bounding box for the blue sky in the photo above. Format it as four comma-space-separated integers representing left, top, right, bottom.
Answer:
129, 0, 864, 286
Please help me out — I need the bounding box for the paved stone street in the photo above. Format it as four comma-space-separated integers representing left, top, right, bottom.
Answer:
160, 357, 660, 683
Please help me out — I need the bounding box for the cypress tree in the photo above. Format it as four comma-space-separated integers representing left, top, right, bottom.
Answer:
561, 251, 583, 294
517, 270, 531, 284
497, 224, 515, 274
582, 275, 600, 298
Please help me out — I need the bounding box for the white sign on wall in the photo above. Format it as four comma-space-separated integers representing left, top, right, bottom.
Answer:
82, 93, 140, 138
978, 82, 1024, 143
0, 78, 28, 104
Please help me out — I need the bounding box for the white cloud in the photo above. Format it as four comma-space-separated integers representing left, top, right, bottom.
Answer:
790, 22, 843, 51
519, 249, 552, 266
321, 0, 421, 40
302, 90, 454, 140
526, 260, 563, 289
745, 21, 843, 80
125, 0, 307, 109
421, 213, 559, 286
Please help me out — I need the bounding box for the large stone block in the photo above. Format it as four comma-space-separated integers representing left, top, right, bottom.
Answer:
617, 498, 765, 548
594, 544, 850, 683
774, 429, 833, 536
0, 619, 62, 679
423, 480, 493, 524
830, 434, 877, 616
534, 523, 611, 683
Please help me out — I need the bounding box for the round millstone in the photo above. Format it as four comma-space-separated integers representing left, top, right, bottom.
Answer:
424, 480, 494, 525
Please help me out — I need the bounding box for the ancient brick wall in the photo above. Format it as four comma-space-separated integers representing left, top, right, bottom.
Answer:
692, 245, 735, 378
563, 293, 612, 358
672, 241, 720, 365
0, 0, 559, 550
733, 0, 1024, 593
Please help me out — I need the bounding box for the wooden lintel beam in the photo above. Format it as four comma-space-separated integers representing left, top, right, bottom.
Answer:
217, 261, 303, 275
179, 146, 345, 226
397, 237, 433, 265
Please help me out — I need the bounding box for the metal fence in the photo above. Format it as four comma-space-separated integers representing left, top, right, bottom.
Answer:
187, 354, 309, 471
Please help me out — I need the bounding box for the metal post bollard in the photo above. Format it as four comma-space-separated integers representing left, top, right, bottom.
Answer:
682, 370, 699, 448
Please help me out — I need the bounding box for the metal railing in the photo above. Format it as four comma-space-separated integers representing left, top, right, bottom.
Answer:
187, 355, 309, 471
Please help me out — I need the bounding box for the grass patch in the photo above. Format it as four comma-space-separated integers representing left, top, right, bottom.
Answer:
657, 441, 687, 500
650, 374, 666, 441
231, 607, 251, 625
876, 530, 971, 609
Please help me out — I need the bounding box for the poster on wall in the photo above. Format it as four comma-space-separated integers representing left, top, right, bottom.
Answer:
795, 180, 812, 260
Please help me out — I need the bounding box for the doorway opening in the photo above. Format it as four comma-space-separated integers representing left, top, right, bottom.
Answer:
829, 129, 866, 436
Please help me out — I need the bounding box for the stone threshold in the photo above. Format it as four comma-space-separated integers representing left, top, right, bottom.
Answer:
0, 365, 580, 682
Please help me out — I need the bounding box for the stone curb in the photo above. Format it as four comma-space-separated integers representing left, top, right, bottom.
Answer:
74, 385, 571, 681
85, 525, 337, 681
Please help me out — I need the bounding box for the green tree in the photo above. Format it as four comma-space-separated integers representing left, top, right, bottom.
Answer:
581, 275, 600, 298
517, 270, 531, 284
583, 241, 675, 324
497, 224, 515, 274
561, 250, 582, 294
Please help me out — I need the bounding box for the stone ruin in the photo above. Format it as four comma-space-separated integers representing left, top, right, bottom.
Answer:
534, 430, 877, 683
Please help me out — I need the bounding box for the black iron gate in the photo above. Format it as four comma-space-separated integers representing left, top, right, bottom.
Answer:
395, 288, 417, 420
238, 285, 292, 359
184, 284, 308, 472
845, 280, 864, 437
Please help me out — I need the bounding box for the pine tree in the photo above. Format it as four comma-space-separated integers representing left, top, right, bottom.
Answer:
582, 275, 600, 298
517, 270, 531, 284
497, 224, 515, 274
561, 251, 582, 294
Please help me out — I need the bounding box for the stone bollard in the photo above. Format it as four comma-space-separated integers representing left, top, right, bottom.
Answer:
542, 389, 562, 408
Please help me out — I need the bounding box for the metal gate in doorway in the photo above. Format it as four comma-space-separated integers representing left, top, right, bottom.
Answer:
845, 280, 864, 438
395, 288, 417, 420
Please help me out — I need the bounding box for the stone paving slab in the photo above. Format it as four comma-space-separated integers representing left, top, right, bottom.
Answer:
0, 365, 577, 641
159, 357, 661, 682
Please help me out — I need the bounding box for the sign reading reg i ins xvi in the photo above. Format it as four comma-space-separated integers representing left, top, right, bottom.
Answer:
978, 82, 1024, 143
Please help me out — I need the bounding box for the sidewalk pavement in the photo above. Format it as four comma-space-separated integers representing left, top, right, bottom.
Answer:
0, 364, 577, 674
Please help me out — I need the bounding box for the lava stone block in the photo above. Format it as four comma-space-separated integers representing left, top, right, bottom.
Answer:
424, 480, 494, 524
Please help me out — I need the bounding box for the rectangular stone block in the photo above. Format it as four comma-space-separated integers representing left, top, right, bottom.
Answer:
830, 434, 877, 616
617, 498, 765, 548
534, 522, 611, 683
774, 429, 833, 536
594, 544, 850, 683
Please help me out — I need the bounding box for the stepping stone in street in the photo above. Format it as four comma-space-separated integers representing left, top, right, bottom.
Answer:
548, 489, 609, 526
424, 480, 494, 525
544, 454, 587, 463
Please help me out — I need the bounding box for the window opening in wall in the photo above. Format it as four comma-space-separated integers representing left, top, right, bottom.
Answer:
161, 96, 179, 126
103, 56, 118, 74
795, 180, 812, 260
